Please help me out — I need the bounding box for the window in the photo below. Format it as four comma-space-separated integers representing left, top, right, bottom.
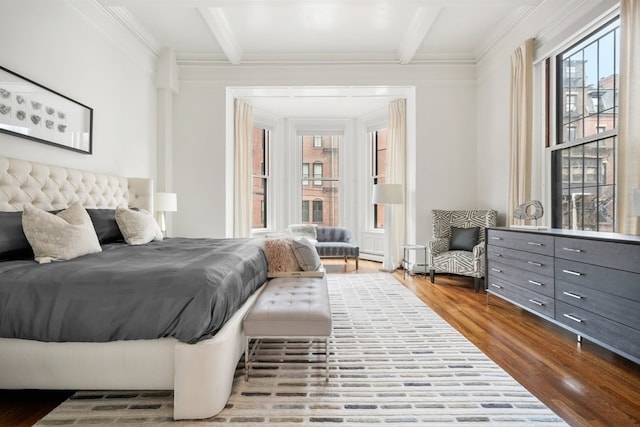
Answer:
370, 128, 387, 229
302, 200, 309, 223
312, 200, 323, 223
313, 162, 323, 186
552, 17, 619, 232
251, 127, 270, 229
300, 134, 340, 226
313, 135, 322, 148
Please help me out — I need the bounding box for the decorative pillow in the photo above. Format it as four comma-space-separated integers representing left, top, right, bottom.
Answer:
449, 226, 479, 251
264, 238, 301, 273
22, 203, 102, 264
115, 206, 163, 245
291, 237, 322, 271
86, 209, 124, 244
0, 211, 34, 260
287, 224, 317, 242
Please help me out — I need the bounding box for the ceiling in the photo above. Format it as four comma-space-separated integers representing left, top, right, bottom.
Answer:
97, 0, 546, 117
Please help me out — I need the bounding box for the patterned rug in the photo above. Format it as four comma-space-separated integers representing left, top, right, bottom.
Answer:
37, 274, 567, 426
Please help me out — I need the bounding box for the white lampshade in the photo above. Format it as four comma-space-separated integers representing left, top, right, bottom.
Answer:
372, 184, 403, 205
633, 188, 640, 217
154, 192, 177, 212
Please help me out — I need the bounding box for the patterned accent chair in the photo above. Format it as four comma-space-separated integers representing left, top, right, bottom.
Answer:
427, 209, 498, 292
315, 226, 359, 270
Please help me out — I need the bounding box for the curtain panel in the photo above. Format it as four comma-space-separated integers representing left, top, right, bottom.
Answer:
234, 99, 253, 238
507, 38, 534, 225
617, 0, 640, 235
388, 99, 407, 268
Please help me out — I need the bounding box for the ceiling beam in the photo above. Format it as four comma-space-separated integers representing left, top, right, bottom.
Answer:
198, 7, 242, 64
398, 7, 442, 65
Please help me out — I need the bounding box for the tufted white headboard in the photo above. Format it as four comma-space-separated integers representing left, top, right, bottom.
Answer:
0, 156, 152, 212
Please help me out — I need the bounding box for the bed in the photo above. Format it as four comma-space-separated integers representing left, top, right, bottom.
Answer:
0, 156, 268, 420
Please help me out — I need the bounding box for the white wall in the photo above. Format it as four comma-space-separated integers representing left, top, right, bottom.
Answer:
0, 1, 157, 179
172, 64, 477, 242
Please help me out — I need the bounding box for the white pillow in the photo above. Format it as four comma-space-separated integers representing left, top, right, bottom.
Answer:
115, 206, 163, 245
22, 202, 102, 264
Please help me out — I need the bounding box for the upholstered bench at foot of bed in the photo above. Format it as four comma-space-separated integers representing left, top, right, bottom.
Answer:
243, 276, 332, 381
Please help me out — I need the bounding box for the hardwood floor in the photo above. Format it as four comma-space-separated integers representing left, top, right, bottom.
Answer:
2, 259, 639, 426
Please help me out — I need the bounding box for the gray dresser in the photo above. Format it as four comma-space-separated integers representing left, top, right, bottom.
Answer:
486, 227, 640, 365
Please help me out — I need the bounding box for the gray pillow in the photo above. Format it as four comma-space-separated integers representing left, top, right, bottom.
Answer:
291, 237, 322, 271
87, 209, 124, 244
449, 226, 479, 251
0, 211, 33, 260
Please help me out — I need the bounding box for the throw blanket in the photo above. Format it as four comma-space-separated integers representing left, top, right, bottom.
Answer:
0, 238, 267, 344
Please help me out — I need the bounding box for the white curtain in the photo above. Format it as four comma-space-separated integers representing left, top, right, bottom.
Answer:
617, 0, 640, 235
387, 99, 406, 268
234, 99, 253, 238
507, 38, 534, 224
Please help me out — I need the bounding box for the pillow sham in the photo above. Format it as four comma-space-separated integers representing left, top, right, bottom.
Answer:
0, 211, 33, 260
291, 237, 322, 271
22, 203, 102, 264
115, 206, 163, 245
449, 226, 479, 252
264, 237, 301, 273
86, 209, 124, 244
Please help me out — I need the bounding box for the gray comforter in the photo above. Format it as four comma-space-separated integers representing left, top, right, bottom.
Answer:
0, 238, 267, 344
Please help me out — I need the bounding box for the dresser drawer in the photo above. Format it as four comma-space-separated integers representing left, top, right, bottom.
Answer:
556, 280, 640, 330
555, 237, 640, 273
555, 259, 640, 302
487, 246, 554, 277
487, 276, 554, 318
487, 229, 554, 256
487, 260, 554, 297
556, 300, 640, 361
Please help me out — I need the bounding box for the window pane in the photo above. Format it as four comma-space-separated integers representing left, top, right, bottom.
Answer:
553, 17, 619, 231
251, 127, 269, 230
372, 129, 387, 229
252, 177, 266, 229
302, 200, 309, 223
301, 134, 341, 226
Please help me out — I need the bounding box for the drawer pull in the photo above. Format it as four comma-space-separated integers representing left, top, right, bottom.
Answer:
563, 313, 583, 323
490, 236, 502, 240
527, 241, 543, 246
490, 283, 503, 289
562, 247, 583, 253
493, 253, 502, 257
528, 261, 542, 267
491, 268, 502, 273
528, 299, 544, 306
562, 269, 583, 277
562, 291, 583, 300
528, 280, 543, 286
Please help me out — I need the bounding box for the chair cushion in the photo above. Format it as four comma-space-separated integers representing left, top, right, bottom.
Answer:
449, 226, 479, 251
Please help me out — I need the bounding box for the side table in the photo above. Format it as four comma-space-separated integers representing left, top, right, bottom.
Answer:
401, 244, 428, 279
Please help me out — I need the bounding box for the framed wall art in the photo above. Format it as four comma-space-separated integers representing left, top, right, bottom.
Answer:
0, 65, 93, 154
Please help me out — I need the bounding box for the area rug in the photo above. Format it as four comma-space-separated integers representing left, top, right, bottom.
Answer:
37, 273, 567, 426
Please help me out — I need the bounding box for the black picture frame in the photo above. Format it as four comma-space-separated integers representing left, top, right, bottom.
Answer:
0, 65, 93, 154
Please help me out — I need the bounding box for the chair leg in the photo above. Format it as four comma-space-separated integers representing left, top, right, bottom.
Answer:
430, 269, 435, 283
344, 256, 347, 263
474, 277, 480, 293
355, 257, 359, 270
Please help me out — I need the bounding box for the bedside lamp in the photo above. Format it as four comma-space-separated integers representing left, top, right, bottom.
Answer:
154, 192, 177, 236
372, 184, 403, 271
